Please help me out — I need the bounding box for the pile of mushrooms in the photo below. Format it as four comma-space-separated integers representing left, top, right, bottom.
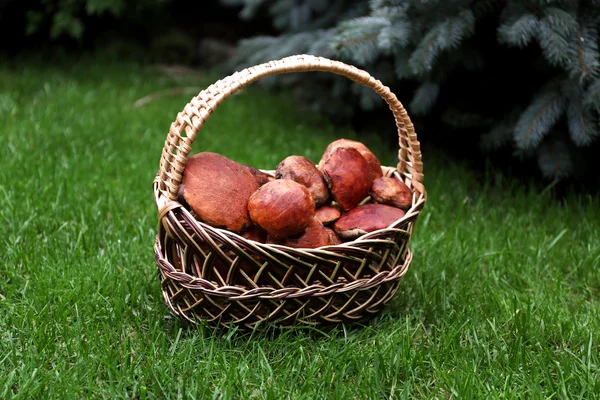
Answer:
179, 139, 412, 249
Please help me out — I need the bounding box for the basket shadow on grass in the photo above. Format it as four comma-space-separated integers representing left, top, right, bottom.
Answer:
162, 308, 409, 343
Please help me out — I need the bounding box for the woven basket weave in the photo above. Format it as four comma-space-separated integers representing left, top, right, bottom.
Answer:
153, 55, 426, 330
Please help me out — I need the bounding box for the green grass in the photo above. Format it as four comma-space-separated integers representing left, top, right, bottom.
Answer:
1, 60, 599, 399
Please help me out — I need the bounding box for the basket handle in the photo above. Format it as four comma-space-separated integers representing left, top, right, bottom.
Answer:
158, 54, 424, 202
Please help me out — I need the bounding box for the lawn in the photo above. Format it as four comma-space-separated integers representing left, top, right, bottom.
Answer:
1, 60, 599, 399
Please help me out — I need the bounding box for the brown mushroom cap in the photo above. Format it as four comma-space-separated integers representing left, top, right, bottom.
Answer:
276, 155, 330, 206
265, 235, 282, 245
177, 183, 189, 209
369, 177, 413, 210
315, 205, 342, 225
240, 225, 268, 244
242, 164, 275, 186
318, 138, 383, 181
321, 147, 373, 211
333, 204, 406, 240
182, 152, 259, 232
277, 218, 333, 249
248, 179, 316, 239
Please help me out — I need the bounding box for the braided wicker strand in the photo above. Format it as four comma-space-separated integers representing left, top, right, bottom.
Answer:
153, 55, 426, 330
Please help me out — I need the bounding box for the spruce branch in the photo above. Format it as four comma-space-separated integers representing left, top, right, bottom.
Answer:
537, 8, 576, 67
377, 21, 411, 54
537, 138, 572, 178
236, 32, 327, 67
543, 7, 577, 37
270, 0, 343, 31
408, 8, 476, 74
567, 90, 598, 146
480, 109, 520, 150
370, 1, 409, 18
481, 122, 514, 150
497, 12, 539, 47
331, 16, 390, 64
514, 85, 566, 150
369, 0, 407, 9
308, 29, 337, 57
220, 0, 266, 20
394, 50, 412, 80
472, 0, 501, 18
409, 82, 439, 116
568, 14, 600, 82
583, 79, 600, 114
236, 35, 282, 66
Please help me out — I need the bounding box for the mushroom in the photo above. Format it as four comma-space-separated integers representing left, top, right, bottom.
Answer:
332, 204, 406, 240
324, 228, 341, 245
315, 204, 342, 225
240, 225, 268, 244
276, 155, 330, 206
248, 179, 316, 239
318, 138, 383, 181
321, 147, 373, 211
272, 218, 334, 249
242, 164, 275, 186
369, 177, 412, 210
177, 183, 189, 209
182, 152, 259, 232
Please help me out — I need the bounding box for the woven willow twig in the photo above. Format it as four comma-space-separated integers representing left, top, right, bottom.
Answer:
153, 55, 427, 330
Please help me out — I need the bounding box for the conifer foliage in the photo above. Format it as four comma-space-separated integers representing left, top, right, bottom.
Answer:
222, 0, 600, 179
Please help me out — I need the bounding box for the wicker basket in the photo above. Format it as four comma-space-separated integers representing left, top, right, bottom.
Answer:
153, 55, 426, 330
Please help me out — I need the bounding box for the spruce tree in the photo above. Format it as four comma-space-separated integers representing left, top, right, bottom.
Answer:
222, 0, 600, 179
